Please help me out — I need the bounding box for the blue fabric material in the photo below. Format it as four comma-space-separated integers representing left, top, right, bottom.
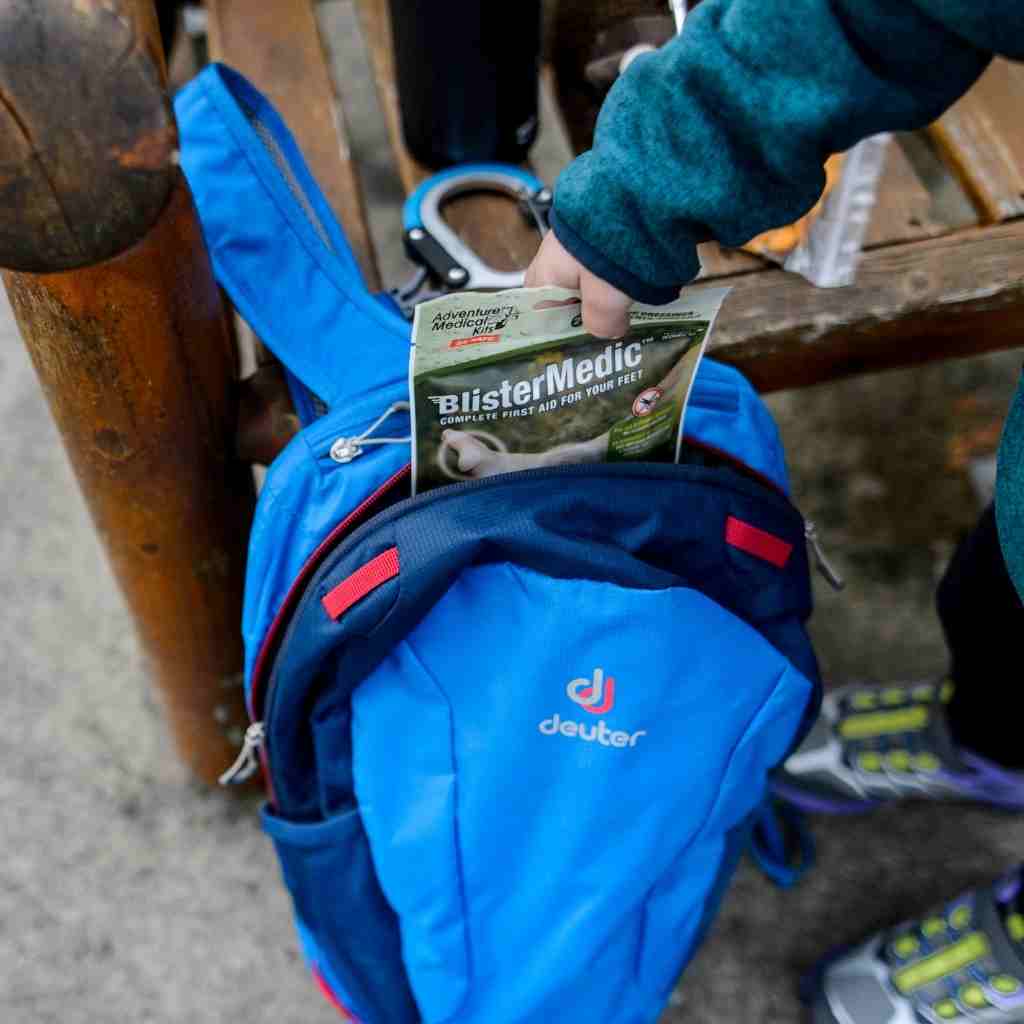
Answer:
997, 374, 1024, 603
175, 66, 795, 697
684, 358, 789, 494
238, 387, 409, 693
351, 565, 810, 1022
261, 462, 815, 1022
264, 461, 817, 815
174, 64, 410, 412
550, 207, 682, 307
262, 807, 417, 1022
177, 67, 818, 1023
238, 357, 789, 699
748, 800, 816, 889
237, 357, 789, 699
552, 0, 1023, 301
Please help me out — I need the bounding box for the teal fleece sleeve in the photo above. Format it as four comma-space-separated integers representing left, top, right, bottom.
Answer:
552, 0, 1024, 304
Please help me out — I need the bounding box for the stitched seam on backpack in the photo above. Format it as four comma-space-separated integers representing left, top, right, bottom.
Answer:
392, 636, 474, 1023
693, 660, 801, 840
633, 659, 800, 980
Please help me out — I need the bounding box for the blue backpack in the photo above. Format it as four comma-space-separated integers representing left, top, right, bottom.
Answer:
176, 64, 822, 1024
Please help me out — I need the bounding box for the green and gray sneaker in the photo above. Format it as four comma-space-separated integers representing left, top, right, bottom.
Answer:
805, 869, 1024, 1023
773, 680, 1024, 813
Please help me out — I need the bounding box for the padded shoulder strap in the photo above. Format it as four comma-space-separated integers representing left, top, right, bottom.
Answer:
174, 64, 410, 410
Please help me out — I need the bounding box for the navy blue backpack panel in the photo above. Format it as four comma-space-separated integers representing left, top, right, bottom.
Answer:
176, 65, 821, 1024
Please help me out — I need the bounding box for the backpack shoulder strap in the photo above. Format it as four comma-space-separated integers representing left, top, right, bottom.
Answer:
174, 64, 409, 411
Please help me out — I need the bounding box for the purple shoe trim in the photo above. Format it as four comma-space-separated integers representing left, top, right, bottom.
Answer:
771, 779, 881, 816
990, 988, 1024, 1013
938, 750, 1024, 811
995, 867, 1023, 905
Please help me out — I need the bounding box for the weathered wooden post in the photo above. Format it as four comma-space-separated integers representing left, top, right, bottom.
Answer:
0, 0, 254, 785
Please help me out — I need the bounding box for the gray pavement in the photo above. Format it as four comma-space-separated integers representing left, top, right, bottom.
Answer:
3, 2, 1024, 1020
0, 289, 337, 1023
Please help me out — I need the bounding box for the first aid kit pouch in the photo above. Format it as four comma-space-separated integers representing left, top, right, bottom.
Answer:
176, 64, 822, 1024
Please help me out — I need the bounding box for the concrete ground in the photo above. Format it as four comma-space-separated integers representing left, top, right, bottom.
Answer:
3, 2, 1024, 1021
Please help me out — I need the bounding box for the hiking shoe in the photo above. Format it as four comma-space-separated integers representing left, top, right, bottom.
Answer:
773, 680, 1024, 813
805, 870, 1024, 1023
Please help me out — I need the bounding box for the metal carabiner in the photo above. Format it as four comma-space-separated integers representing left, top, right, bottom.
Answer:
392, 163, 551, 317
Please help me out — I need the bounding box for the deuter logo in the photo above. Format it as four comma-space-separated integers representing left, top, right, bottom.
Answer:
566, 668, 615, 714
539, 668, 646, 749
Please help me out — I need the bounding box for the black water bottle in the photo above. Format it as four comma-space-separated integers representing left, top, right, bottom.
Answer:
387, 0, 541, 168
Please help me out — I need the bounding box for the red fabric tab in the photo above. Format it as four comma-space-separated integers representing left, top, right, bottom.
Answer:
321, 547, 400, 620
725, 516, 793, 569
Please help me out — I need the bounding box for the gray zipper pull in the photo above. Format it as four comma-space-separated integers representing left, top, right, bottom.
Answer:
330, 402, 411, 465
329, 438, 364, 464
218, 722, 265, 786
805, 521, 845, 591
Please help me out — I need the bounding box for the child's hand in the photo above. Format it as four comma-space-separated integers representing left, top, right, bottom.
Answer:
525, 231, 632, 340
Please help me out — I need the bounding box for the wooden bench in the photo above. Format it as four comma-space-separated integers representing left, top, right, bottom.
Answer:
210, 0, 1024, 397
1, 0, 1021, 782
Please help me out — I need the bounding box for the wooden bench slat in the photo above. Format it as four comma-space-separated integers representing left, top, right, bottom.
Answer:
698, 244, 769, 280
928, 58, 1024, 224
700, 218, 1024, 392
206, 0, 381, 290
863, 136, 952, 248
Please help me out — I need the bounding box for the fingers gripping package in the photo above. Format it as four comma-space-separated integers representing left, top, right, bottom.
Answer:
410, 286, 730, 493
177, 63, 825, 1024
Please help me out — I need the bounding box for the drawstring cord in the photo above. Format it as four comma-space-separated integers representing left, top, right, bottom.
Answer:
329, 402, 411, 464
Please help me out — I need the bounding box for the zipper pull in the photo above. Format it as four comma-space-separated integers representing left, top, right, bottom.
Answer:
218, 722, 265, 786
329, 438, 363, 464
330, 402, 411, 465
805, 521, 845, 591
